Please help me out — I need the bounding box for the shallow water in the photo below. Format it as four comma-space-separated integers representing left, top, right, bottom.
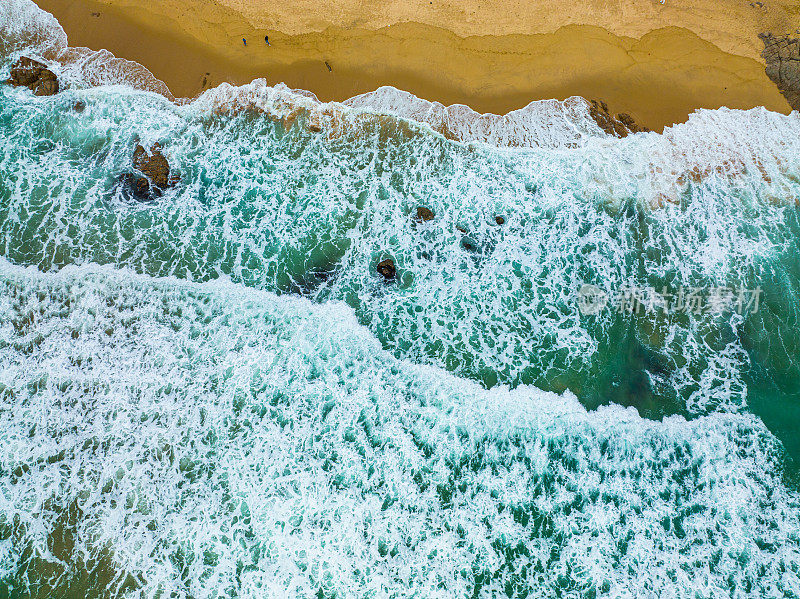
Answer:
1, 1, 800, 597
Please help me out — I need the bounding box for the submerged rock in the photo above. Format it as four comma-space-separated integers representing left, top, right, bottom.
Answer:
307, 111, 324, 132
127, 142, 174, 200
759, 32, 800, 110
588, 99, 648, 137
6, 56, 59, 96
460, 235, 479, 253
616, 112, 644, 133
376, 259, 396, 281
495, 216, 505, 225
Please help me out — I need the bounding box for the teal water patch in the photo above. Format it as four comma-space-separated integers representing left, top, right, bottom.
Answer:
0, 262, 798, 598
1, 82, 799, 439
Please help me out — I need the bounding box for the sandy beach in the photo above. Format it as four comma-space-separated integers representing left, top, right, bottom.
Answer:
34, 0, 800, 130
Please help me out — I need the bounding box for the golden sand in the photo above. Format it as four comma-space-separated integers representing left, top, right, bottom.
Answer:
34, 0, 800, 131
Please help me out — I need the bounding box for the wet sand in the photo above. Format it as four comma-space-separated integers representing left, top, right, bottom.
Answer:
35, 0, 798, 131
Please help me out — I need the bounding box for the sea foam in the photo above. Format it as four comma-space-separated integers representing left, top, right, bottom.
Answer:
0, 260, 798, 598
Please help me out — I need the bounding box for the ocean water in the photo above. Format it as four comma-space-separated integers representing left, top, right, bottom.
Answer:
1, 1, 800, 597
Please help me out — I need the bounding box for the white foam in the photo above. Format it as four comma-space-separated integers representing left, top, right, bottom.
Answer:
3, 70, 798, 416
6, 0, 800, 184
0, 0, 66, 58
188, 77, 800, 209
58, 47, 173, 99
343, 86, 607, 149
0, 261, 798, 598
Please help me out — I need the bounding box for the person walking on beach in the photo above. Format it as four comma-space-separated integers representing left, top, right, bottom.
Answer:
242, 38, 247, 46
265, 35, 270, 46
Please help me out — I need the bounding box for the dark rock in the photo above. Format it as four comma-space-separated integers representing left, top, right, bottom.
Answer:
128, 142, 173, 199
376, 258, 396, 281
494, 215, 505, 225
588, 99, 648, 137
6, 56, 59, 96
72, 101, 86, 113
133, 142, 170, 189
35, 77, 59, 96
414, 206, 435, 223
759, 32, 800, 110
131, 175, 150, 198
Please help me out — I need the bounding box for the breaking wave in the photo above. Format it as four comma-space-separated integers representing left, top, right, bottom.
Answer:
1, 261, 799, 598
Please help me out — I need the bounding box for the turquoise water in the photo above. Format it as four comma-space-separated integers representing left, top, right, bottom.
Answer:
2, 84, 799, 421
1, 2, 800, 596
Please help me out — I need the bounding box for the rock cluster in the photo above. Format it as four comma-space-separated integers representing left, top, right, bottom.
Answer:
588, 100, 649, 137
128, 142, 175, 200
759, 32, 800, 110
6, 56, 59, 96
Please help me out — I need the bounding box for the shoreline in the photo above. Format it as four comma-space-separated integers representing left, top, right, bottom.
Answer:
35, 0, 795, 131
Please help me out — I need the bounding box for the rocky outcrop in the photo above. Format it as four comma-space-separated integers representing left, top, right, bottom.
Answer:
414, 206, 434, 223
588, 100, 649, 137
376, 259, 396, 281
127, 142, 175, 200
133, 143, 170, 188
759, 33, 800, 110
6, 56, 59, 96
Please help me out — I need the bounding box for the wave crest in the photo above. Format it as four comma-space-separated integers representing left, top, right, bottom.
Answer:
0, 262, 798, 598
344, 87, 608, 149
1, 0, 173, 99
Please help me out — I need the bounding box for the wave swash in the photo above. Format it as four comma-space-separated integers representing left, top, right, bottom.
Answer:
1, 1, 800, 597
